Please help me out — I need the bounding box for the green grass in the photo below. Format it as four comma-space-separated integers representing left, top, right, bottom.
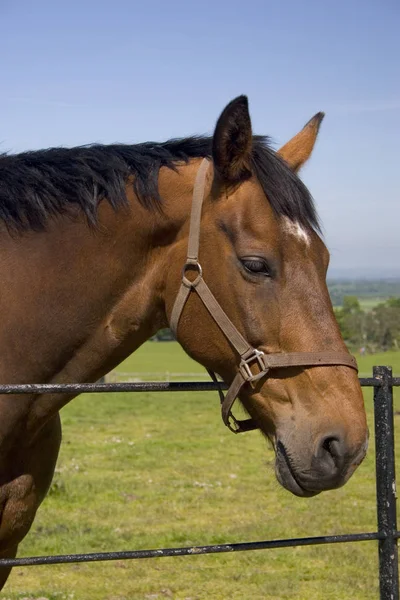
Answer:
356, 350, 400, 376
111, 342, 204, 381
1, 344, 399, 600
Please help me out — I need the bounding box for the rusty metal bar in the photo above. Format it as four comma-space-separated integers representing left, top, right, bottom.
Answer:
0, 381, 227, 394
0, 376, 396, 395
0, 532, 383, 567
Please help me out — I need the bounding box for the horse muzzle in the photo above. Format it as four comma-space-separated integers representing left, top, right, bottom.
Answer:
274, 433, 369, 497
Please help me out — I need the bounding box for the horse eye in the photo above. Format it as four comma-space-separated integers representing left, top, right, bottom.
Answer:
241, 258, 271, 276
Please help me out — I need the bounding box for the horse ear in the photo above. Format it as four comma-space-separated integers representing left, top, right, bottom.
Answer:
277, 112, 325, 173
212, 96, 253, 184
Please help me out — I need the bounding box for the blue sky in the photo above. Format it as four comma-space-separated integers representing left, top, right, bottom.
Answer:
1, 0, 399, 276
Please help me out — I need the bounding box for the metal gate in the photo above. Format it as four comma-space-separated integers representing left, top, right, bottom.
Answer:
0, 366, 398, 599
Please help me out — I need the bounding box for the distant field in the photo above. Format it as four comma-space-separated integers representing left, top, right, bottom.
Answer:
331, 296, 391, 311
2, 343, 399, 600
114, 341, 204, 380
358, 297, 388, 311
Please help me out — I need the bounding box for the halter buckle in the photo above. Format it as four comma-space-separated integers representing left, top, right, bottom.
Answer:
226, 413, 243, 434
239, 349, 267, 384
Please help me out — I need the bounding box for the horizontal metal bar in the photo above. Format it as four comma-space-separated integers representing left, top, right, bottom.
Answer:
359, 377, 382, 387
0, 376, 397, 395
359, 377, 400, 387
0, 532, 384, 567
0, 381, 229, 394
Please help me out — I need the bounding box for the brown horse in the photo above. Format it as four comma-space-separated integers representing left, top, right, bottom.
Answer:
0, 96, 367, 588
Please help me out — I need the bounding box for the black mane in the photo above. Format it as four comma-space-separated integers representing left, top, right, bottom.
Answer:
0, 136, 319, 232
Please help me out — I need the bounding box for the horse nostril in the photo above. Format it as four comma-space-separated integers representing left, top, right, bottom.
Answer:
317, 435, 345, 473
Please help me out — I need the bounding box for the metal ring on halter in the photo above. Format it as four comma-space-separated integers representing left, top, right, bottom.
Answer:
182, 261, 203, 288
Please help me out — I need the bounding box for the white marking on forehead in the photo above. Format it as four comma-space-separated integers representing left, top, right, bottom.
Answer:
282, 217, 310, 246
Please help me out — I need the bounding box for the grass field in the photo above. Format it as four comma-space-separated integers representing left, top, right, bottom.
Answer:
1, 344, 399, 600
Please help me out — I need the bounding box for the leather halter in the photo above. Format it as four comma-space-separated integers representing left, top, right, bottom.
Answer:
170, 158, 358, 434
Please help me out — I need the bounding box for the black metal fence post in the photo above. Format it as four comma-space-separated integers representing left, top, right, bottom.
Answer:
374, 365, 399, 600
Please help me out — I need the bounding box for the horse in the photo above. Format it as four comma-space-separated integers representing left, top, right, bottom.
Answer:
0, 95, 367, 588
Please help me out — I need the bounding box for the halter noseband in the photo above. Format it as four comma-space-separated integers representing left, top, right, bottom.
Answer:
170, 159, 358, 434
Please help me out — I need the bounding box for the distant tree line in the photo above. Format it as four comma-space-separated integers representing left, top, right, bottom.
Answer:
151, 328, 174, 341
335, 297, 400, 352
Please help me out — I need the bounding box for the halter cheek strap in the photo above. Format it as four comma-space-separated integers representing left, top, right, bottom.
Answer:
169, 159, 358, 434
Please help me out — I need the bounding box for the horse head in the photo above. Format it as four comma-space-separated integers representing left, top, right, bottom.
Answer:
165, 97, 368, 497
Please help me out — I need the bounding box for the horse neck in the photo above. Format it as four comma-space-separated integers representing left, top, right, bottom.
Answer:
0, 162, 198, 391
86, 160, 202, 377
